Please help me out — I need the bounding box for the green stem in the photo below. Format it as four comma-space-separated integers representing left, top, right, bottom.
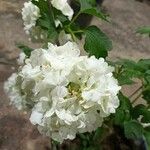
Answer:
114, 65, 123, 78
65, 10, 83, 42
68, 28, 76, 41
69, 11, 81, 27
52, 140, 60, 150
72, 30, 84, 34
129, 86, 142, 99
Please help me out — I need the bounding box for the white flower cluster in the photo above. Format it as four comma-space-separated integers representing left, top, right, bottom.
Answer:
22, 0, 74, 34
4, 42, 121, 143
22, 1, 40, 34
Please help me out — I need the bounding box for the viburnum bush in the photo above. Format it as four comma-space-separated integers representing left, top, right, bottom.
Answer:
4, 0, 150, 149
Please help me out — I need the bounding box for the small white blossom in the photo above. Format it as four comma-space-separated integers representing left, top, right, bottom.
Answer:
22, 1, 40, 34
4, 73, 24, 110
55, 19, 62, 27
17, 52, 26, 65
21, 0, 74, 35
4, 41, 121, 143
51, 0, 74, 20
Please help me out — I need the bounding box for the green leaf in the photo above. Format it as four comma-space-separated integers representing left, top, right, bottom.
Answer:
113, 59, 150, 85
79, 0, 108, 21
84, 26, 112, 58
114, 59, 139, 71
118, 69, 141, 85
38, 18, 52, 29
124, 120, 143, 139
114, 109, 127, 125
39, 14, 58, 42
132, 104, 150, 123
144, 131, 150, 149
136, 26, 150, 35
16, 43, 33, 57
146, 70, 150, 75
125, 59, 140, 68
32, 0, 49, 14
32, 0, 58, 41
114, 92, 132, 125
78, 133, 87, 140
117, 74, 135, 85
93, 127, 104, 141
137, 59, 150, 72
142, 86, 150, 103
86, 0, 97, 6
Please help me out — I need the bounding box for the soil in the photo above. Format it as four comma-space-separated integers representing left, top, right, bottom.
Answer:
0, 0, 150, 149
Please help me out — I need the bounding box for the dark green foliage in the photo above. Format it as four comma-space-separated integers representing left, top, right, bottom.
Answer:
32, 0, 58, 42
132, 104, 150, 123
84, 26, 112, 58
124, 120, 143, 139
114, 92, 132, 125
144, 131, 150, 149
79, 0, 108, 21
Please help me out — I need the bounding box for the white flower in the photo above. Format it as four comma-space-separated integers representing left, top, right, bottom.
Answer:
17, 52, 26, 65
22, 1, 40, 34
30, 111, 43, 125
21, 0, 73, 35
5, 41, 121, 143
51, 0, 74, 20
4, 73, 24, 110
55, 19, 62, 27
21, 0, 74, 35
48, 41, 80, 57
138, 114, 150, 128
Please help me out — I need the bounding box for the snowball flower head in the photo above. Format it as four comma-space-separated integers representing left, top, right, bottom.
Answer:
22, 1, 40, 34
4, 42, 121, 143
51, 0, 74, 20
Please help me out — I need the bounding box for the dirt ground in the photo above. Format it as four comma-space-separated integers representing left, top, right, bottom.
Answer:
0, 0, 150, 149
